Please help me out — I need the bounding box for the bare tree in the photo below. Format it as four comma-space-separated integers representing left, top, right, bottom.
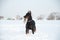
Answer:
56, 14, 60, 20
47, 12, 60, 20
47, 13, 55, 20
0, 16, 4, 20
37, 15, 44, 20
15, 15, 22, 20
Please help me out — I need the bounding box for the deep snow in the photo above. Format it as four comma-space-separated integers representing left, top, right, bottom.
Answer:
0, 20, 60, 40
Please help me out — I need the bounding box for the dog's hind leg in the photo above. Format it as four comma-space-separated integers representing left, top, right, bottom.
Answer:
32, 29, 34, 34
32, 26, 36, 34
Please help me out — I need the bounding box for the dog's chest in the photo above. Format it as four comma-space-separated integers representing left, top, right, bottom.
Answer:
27, 22, 32, 29
27, 21, 32, 26
27, 20, 35, 25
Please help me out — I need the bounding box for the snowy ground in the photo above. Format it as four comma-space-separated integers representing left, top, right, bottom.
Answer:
0, 20, 60, 40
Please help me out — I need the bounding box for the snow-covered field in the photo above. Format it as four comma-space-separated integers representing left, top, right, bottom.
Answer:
0, 20, 60, 40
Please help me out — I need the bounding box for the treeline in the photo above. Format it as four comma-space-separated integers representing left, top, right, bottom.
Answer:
0, 12, 60, 20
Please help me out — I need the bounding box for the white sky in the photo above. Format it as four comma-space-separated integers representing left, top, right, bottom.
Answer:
0, 0, 60, 18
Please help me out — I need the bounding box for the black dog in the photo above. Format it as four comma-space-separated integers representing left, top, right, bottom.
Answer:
24, 11, 36, 34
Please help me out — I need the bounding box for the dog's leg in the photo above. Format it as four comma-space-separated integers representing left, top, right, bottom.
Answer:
32, 29, 34, 34
32, 26, 36, 34
26, 28, 29, 34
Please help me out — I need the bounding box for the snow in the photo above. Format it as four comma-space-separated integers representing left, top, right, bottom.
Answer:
0, 20, 60, 40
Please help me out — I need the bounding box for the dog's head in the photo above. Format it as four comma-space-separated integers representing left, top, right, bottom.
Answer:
24, 11, 31, 22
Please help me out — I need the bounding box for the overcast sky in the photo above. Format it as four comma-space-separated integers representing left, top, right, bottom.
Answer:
0, 0, 60, 18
